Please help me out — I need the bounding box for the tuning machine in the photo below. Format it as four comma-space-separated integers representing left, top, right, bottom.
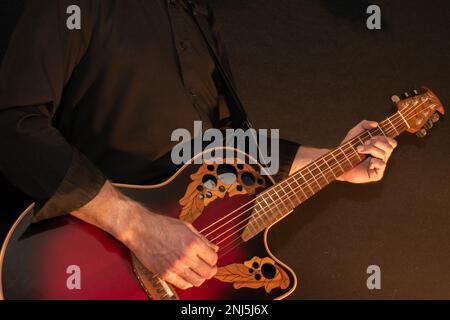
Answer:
423, 120, 434, 130
431, 113, 440, 123
416, 128, 427, 138
391, 95, 401, 104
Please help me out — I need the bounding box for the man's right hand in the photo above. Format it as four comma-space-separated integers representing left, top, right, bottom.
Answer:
71, 181, 218, 290
124, 211, 219, 290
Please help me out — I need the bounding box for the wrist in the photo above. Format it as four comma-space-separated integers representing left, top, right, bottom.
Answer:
71, 181, 154, 248
290, 146, 330, 175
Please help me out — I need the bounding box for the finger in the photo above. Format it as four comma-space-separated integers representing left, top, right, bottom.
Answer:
162, 272, 193, 290
343, 120, 378, 143
387, 137, 398, 148
357, 144, 386, 161
360, 120, 379, 131
186, 255, 218, 280
187, 224, 219, 252
368, 158, 386, 180
369, 157, 386, 170
178, 267, 206, 287
370, 138, 394, 154
194, 239, 219, 267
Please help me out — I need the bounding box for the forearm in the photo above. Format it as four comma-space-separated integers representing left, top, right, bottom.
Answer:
289, 146, 330, 175
70, 181, 147, 247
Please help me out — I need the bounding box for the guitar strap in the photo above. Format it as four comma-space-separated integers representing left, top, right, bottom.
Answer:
176, 0, 253, 130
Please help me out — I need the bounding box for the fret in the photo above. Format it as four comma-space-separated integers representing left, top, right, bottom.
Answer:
321, 156, 338, 179
336, 146, 353, 168
306, 166, 322, 190
265, 191, 285, 216
329, 151, 345, 174
271, 187, 291, 212
377, 124, 387, 137
259, 194, 273, 223
298, 170, 315, 196
252, 200, 266, 231
288, 179, 303, 204
292, 176, 308, 201
241, 109, 419, 242
315, 158, 331, 183
397, 111, 410, 129
251, 204, 264, 228
356, 135, 366, 145
277, 182, 296, 209
349, 139, 364, 161
386, 117, 399, 135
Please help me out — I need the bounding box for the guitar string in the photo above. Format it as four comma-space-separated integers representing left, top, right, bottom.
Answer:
204, 101, 433, 253
200, 98, 432, 241
199, 100, 428, 236
211, 105, 427, 249
209, 101, 435, 257
216, 103, 436, 258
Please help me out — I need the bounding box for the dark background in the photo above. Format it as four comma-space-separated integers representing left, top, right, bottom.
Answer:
1, 0, 449, 299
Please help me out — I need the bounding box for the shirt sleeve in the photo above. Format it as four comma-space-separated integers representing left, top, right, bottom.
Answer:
0, 0, 106, 222
274, 138, 301, 182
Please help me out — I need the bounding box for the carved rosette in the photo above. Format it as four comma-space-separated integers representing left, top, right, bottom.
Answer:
178, 161, 266, 223
214, 256, 290, 293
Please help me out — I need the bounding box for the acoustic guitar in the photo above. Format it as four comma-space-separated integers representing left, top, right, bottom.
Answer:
0, 87, 445, 300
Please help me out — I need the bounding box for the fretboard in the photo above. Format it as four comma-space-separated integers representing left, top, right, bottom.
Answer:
241, 111, 410, 241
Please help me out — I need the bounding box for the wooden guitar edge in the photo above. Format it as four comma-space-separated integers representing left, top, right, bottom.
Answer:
0, 202, 36, 300
0, 146, 299, 300
0, 204, 298, 301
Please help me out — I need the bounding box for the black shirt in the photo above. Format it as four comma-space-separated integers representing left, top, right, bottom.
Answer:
0, 0, 299, 221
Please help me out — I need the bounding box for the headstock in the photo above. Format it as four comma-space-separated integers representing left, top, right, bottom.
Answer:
391, 87, 445, 138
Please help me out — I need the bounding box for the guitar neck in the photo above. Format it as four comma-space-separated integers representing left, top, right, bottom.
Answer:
242, 111, 409, 241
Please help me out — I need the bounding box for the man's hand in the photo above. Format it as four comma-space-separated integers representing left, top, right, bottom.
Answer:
337, 120, 398, 183
124, 211, 218, 290
290, 120, 397, 183
71, 182, 218, 290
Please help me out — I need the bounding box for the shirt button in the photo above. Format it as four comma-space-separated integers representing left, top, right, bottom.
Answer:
179, 41, 190, 51
189, 90, 198, 97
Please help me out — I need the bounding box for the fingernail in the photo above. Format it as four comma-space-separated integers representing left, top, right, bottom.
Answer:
357, 146, 363, 152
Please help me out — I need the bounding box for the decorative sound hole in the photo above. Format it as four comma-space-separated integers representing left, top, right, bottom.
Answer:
241, 172, 256, 186
257, 178, 264, 185
217, 164, 237, 185
202, 175, 217, 190
261, 263, 277, 280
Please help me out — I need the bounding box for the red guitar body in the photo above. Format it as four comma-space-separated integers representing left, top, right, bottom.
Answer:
0, 149, 297, 300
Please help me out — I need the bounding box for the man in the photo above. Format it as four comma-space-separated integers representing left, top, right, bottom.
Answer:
0, 0, 396, 291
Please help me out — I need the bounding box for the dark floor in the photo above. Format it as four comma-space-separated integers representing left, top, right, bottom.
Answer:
1, 0, 450, 299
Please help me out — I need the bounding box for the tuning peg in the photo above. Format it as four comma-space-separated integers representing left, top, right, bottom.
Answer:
423, 120, 434, 130
431, 113, 440, 123
416, 128, 427, 138
413, 89, 420, 96
403, 92, 410, 98
391, 95, 401, 104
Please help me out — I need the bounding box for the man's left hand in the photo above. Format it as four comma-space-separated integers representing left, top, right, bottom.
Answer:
338, 120, 398, 183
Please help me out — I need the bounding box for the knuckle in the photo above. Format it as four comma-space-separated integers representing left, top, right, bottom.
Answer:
194, 278, 205, 287
181, 282, 192, 290
209, 266, 218, 279
211, 253, 218, 265
161, 270, 173, 281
